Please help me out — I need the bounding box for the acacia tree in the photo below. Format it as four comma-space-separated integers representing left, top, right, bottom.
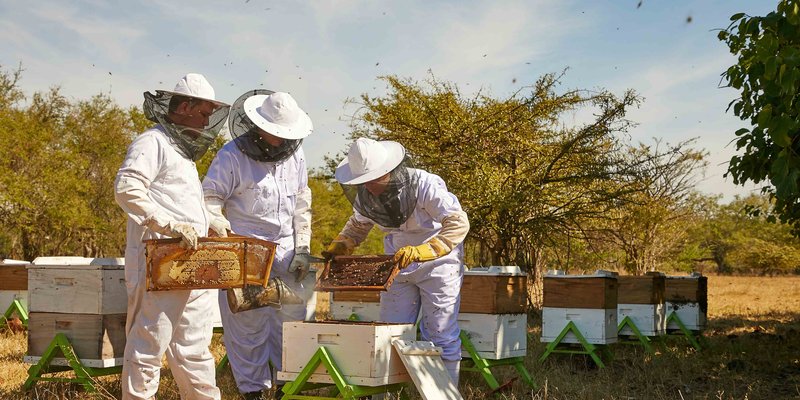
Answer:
601, 140, 708, 275
346, 72, 643, 275
720, 0, 800, 234
0, 66, 147, 259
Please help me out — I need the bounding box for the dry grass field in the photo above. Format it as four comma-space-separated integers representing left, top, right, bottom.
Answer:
0, 275, 798, 399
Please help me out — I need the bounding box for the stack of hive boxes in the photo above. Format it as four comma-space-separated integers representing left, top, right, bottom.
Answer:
665, 272, 708, 331
25, 257, 127, 368
458, 266, 528, 359
541, 270, 619, 344
0, 259, 29, 312
617, 272, 667, 336
329, 290, 381, 321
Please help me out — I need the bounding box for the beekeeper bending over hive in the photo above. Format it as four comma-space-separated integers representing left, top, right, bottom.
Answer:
114, 73, 230, 400
202, 90, 314, 400
324, 138, 470, 385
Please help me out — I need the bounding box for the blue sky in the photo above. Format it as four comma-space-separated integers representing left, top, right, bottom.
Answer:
0, 0, 777, 201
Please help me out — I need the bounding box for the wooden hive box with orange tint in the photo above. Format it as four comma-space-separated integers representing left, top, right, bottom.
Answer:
461, 266, 527, 314
145, 236, 276, 291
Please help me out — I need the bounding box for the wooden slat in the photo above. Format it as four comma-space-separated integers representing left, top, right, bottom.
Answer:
460, 276, 527, 313
617, 275, 665, 304
543, 277, 618, 309
0, 264, 27, 290
665, 277, 708, 303
27, 312, 126, 360
332, 291, 381, 302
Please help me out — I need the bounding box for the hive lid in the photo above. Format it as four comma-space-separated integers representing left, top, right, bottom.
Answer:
667, 272, 704, 279
464, 265, 524, 276
544, 269, 618, 278
30, 256, 125, 269
0, 259, 30, 265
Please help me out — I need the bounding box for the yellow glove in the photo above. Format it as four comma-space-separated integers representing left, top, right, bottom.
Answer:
393, 238, 450, 269
322, 235, 356, 261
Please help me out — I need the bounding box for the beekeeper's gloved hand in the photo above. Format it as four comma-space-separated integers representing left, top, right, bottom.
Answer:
321, 235, 356, 261
288, 246, 312, 282
393, 238, 449, 269
147, 219, 200, 250
205, 197, 231, 237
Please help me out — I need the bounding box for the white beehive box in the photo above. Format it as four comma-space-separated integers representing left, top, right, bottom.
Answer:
541, 307, 618, 344
28, 257, 126, 314
618, 303, 666, 336
278, 321, 414, 386
25, 312, 126, 368
666, 302, 706, 331
0, 259, 29, 311
458, 313, 527, 359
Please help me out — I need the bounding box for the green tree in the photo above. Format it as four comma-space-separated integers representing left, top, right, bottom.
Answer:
720, 0, 800, 234
347, 72, 643, 276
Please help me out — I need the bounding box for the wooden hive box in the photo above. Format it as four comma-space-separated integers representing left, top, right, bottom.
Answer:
278, 321, 415, 386
541, 307, 618, 344
665, 274, 708, 331
145, 236, 276, 291
461, 266, 527, 314
617, 273, 666, 305
458, 313, 527, 359
542, 271, 618, 309
0, 259, 29, 311
26, 312, 126, 367
28, 257, 126, 315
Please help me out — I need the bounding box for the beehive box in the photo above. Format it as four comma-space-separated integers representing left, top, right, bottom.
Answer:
541, 307, 618, 344
458, 313, 527, 359
461, 266, 527, 314
145, 236, 276, 290
330, 291, 381, 321
25, 312, 126, 367
0, 259, 29, 311
278, 321, 414, 386
542, 270, 618, 309
28, 257, 126, 314
618, 303, 666, 336
541, 270, 618, 344
665, 274, 707, 331
617, 273, 665, 305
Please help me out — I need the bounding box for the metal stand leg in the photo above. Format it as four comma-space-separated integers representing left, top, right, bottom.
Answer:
616, 316, 655, 354
666, 312, 702, 350
1, 299, 28, 329
459, 330, 536, 390
23, 333, 121, 392
539, 321, 609, 368
281, 346, 408, 400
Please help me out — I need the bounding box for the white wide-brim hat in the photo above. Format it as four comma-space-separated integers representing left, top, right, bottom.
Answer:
243, 92, 313, 140
335, 138, 406, 185
159, 73, 228, 107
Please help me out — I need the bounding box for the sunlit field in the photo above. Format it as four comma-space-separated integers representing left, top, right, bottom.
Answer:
0, 276, 798, 399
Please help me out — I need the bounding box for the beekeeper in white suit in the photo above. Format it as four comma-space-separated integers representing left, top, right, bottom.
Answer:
202, 89, 314, 399
114, 73, 230, 400
324, 138, 470, 385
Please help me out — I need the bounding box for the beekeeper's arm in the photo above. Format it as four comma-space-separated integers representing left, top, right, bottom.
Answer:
394, 176, 469, 269
322, 210, 375, 260
114, 134, 198, 249
288, 186, 313, 281
202, 149, 238, 238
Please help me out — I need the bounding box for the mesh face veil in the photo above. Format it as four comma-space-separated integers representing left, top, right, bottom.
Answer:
142, 91, 229, 161
229, 89, 303, 163
341, 160, 419, 228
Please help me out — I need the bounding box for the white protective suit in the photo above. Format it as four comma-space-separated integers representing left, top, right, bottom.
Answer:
338, 169, 466, 369
114, 126, 220, 400
201, 140, 313, 393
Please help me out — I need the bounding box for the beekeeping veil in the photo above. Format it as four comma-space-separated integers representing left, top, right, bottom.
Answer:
229, 90, 313, 162
335, 138, 419, 228
142, 73, 230, 161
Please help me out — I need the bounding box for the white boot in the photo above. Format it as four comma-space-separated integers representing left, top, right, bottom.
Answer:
443, 359, 460, 386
